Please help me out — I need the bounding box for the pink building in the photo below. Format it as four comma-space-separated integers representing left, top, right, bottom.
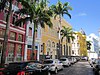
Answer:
0, 0, 26, 63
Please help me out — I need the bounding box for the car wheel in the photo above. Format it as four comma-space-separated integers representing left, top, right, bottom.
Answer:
55, 68, 58, 74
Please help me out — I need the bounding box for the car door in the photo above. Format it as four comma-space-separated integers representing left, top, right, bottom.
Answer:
57, 60, 63, 70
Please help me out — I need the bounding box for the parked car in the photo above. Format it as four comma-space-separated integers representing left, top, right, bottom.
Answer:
2, 61, 51, 75
0, 64, 8, 75
60, 57, 71, 67
68, 57, 76, 64
25, 62, 51, 75
81, 56, 88, 61
89, 58, 96, 67
92, 59, 100, 75
43, 59, 63, 74
75, 57, 80, 62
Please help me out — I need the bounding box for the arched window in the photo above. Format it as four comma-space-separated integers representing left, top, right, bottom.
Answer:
52, 42, 55, 48
47, 40, 51, 48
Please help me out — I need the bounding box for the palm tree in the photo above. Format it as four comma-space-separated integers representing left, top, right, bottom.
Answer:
15, 0, 53, 60
50, 0, 72, 58
60, 26, 75, 56
86, 41, 91, 50
0, 0, 12, 64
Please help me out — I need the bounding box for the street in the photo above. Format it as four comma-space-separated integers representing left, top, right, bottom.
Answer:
54, 61, 94, 75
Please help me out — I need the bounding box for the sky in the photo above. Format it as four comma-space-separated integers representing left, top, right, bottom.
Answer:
48, 0, 100, 36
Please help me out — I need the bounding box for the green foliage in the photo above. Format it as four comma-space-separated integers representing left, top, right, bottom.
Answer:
0, 0, 7, 11
50, 0, 72, 19
60, 26, 75, 42
86, 41, 91, 50
15, 0, 53, 28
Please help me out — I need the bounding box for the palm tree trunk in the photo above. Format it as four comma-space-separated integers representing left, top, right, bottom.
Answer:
66, 39, 68, 56
58, 15, 61, 59
1, 0, 12, 64
31, 23, 36, 60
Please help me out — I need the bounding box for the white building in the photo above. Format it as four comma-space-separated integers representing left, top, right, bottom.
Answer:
72, 29, 86, 56
87, 33, 100, 60
24, 21, 42, 61
71, 31, 80, 56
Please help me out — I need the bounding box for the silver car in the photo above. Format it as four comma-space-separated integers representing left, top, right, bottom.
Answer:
43, 59, 63, 74
60, 57, 71, 66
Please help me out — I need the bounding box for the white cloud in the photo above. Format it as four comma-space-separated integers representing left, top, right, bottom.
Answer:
77, 13, 87, 16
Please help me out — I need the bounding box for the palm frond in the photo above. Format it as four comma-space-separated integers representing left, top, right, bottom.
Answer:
15, 17, 30, 26
63, 2, 68, 7
18, 0, 31, 9
15, 8, 28, 14
63, 12, 71, 19
61, 26, 74, 41
0, 0, 7, 11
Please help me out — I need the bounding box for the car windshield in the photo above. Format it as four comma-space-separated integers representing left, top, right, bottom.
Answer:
26, 63, 43, 69
43, 60, 53, 64
27, 63, 37, 69
96, 59, 100, 64
60, 59, 66, 61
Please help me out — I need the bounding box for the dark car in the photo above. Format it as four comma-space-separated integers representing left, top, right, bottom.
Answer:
93, 59, 100, 75
2, 61, 51, 75
0, 64, 8, 75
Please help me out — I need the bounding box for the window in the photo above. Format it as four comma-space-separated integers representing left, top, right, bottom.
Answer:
77, 43, 79, 47
52, 42, 55, 48
72, 50, 74, 54
28, 27, 32, 36
12, 15, 18, 24
7, 43, 14, 62
47, 41, 51, 47
0, 29, 5, 38
35, 46, 38, 50
28, 45, 32, 48
68, 38, 70, 43
10, 32, 16, 40
16, 44, 22, 61
19, 22, 24, 27
18, 34, 22, 41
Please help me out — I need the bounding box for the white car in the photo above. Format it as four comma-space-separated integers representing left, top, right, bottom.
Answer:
43, 59, 63, 74
60, 57, 71, 66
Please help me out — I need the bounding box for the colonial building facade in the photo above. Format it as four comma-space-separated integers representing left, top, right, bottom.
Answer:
0, 0, 26, 63
40, 18, 72, 60
72, 29, 87, 57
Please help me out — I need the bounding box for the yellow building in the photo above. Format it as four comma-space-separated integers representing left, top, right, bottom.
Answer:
40, 18, 72, 59
72, 30, 87, 57
60, 18, 72, 56
77, 29, 87, 56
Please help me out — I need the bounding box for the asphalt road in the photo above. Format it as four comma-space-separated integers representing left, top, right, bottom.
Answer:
53, 61, 94, 75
